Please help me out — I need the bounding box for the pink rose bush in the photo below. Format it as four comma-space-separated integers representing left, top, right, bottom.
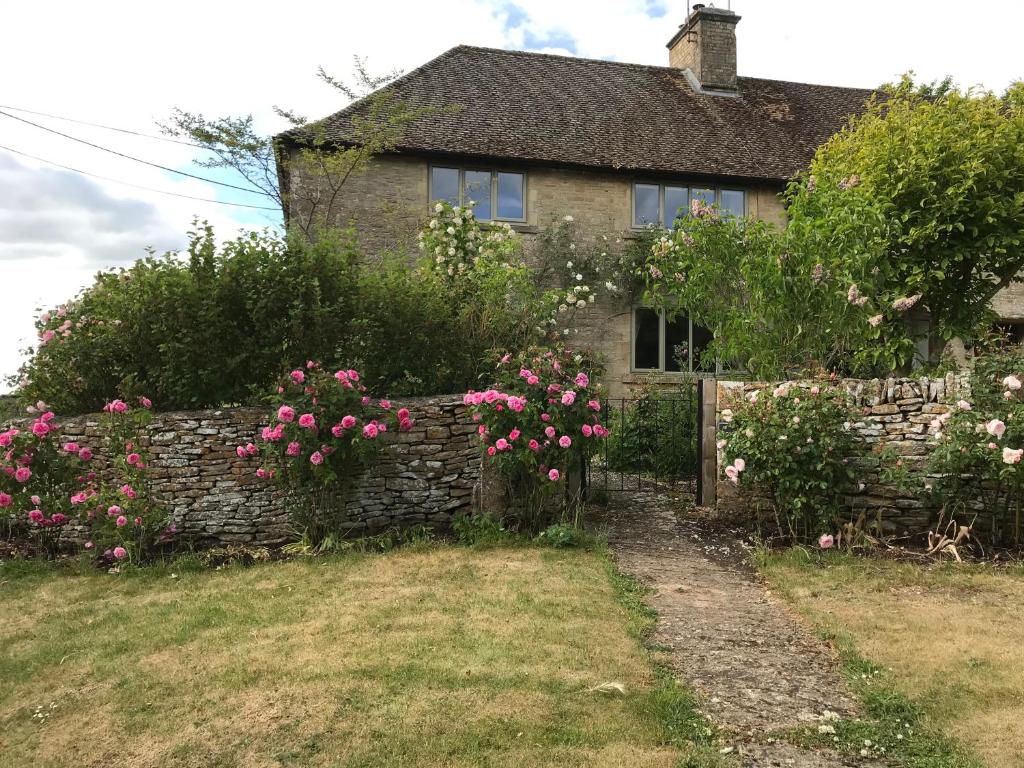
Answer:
464, 347, 608, 520
720, 382, 857, 541
925, 360, 1024, 545
0, 396, 168, 561
242, 363, 410, 491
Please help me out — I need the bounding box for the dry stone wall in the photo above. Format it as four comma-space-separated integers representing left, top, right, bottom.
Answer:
716, 375, 970, 534
59, 396, 481, 546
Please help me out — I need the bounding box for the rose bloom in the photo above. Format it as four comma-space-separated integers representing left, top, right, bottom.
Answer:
548, 468, 560, 481
587, 400, 600, 412
574, 372, 589, 388
0, 492, 12, 508
541, 413, 551, 422
561, 391, 576, 406
286, 441, 301, 456
31, 421, 50, 438
1003, 447, 1023, 465
379, 399, 392, 410
116, 515, 128, 527
581, 424, 593, 437
298, 413, 317, 429
399, 418, 413, 432
63, 442, 79, 453
278, 405, 296, 423
509, 428, 521, 441
527, 375, 539, 385
14, 467, 31, 483
558, 435, 572, 448
363, 423, 379, 439
545, 426, 556, 439
113, 546, 127, 560
495, 438, 510, 451
986, 419, 1006, 438
1004, 375, 1022, 391
127, 453, 141, 465
528, 439, 540, 451
138, 396, 153, 409
397, 408, 410, 421
78, 447, 93, 461
340, 415, 357, 429
818, 533, 835, 549
290, 369, 305, 384
487, 446, 497, 457
28, 509, 44, 523
236, 445, 247, 458
310, 451, 324, 465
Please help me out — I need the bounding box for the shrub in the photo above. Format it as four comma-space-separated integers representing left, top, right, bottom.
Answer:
925, 364, 1024, 546
721, 383, 858, 541
464, 346, 608, 531
240, 363, 408, 546
1, 396, 169, 562
452, 511, 513, 547
534, 522, 586, 549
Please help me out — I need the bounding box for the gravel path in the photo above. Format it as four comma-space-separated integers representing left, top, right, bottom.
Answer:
604, 487, 883, 767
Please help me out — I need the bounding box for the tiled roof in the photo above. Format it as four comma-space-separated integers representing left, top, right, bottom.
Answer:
281, 45, 873, 183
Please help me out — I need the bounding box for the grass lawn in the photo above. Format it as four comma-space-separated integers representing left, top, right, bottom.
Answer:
0, 546, 718, 768
760, 549, 1024, 768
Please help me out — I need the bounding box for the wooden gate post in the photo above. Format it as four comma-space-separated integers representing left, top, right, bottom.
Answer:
698, 379, 718, 507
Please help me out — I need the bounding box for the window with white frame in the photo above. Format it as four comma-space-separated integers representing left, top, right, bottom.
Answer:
429, 166, 526, 222
632, 307, 716, 374
632, 183, 745, 228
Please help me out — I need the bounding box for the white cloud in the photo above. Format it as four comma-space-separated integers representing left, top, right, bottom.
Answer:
1, 0, 1021, 388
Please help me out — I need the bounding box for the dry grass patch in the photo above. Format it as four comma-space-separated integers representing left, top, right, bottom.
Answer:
0, 547, 702, 768
760, 550, 1024, 768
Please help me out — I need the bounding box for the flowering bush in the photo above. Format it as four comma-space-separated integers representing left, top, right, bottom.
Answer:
720, 382, 858, 540
246, 362, 409, 489
464, 347, 608, 531
0, 396, 167, 562
926, 364, 1024, 546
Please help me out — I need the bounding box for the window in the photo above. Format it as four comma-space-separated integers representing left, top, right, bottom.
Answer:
631, 183, 746, 228
429, 167, 526, 222
632, 307, 716, 374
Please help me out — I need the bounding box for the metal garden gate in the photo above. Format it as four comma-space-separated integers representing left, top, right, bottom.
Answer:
584, 379, 706, 498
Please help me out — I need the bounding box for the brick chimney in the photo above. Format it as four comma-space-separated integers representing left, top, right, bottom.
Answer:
667, 4, 740, 93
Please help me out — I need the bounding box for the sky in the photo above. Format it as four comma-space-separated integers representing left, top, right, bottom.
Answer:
1, 0, 1022, 388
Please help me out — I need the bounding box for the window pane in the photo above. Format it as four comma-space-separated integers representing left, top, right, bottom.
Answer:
720, 189, 745, 218
692, 323, 715, 372
665, 314, 689, 372
664, 187, 688, 228
464, 170, 491, 219
496, 172, 524, 220
634, 184, 660, 226
633, 308, 661, 369
430, 167, 459, 204
691, 188, 715, 209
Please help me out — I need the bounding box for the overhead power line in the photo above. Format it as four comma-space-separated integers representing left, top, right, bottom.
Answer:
0, 104, 206, 148
0, 143, 281, 211
0, 109, 270, 197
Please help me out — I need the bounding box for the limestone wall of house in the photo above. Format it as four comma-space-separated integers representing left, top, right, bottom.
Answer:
714, 375, 969, 534
57, 396, 480, 547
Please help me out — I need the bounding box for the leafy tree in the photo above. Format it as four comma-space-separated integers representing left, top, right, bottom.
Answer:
787, 76, 1024, 366
645, 76, 1024, 377
162, 58, 450, 240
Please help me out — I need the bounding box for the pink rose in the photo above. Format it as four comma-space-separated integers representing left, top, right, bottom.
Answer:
363, 423, 379, 439
487, 446, 497, 456
126, 453, 141, 465
310, 451, 324, 465
113, 546, 127, 560
558, 435, 572, 448
379, 399, 392, 410
278, 405, 296, 423
495, 438, 510, 451
548, 468, 560, 481
545, 426, 556, 439
541, 413, 551, 422
587, 400, 600, 411
78, 447, 93, 461
574, 372, 589, 388
84, 541, 94, 550
528, 439, 540, 451
561, 391, 576, 406
290, 369, 305, 384
298, 413, 316, 429
986, 419, 1006, 438
108, 505, 121, 516
347, 369, 360, 382
138, 396, 153, 409
256, 468, 268, 478
397, 408, 410, 421
63, 442, 79, 453
361, 396, 370, 406
734, 458, 746, 472
818, 533, 834, 549
331, 423, 344, 438
286, 441, 301, 456
1003, 447, 1023, 465
399, 418, 413, 432
31, 421, 50, 438
509, 428, 521, 441
0, 492, 11, 508
581, 424, 593, 437
341, 415, 357, 429
28, 509, 44, 523
120, 484, 137, 499
116, 515, 128, 527
527, 375, 539, 385
245, 443, 258, 456
14, 467, 31, 483
236, 445, 247, 458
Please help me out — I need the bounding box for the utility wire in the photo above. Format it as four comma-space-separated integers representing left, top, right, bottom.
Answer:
0, 109, 270, 197
0, 104, 206, 148
0, 143, 281, 211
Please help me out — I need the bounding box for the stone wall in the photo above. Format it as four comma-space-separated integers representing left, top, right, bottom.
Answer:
715, 375, 970, 534
59, 396, 481, 547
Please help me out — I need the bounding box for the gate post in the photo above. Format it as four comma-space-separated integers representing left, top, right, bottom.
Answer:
697, 379, 718, 507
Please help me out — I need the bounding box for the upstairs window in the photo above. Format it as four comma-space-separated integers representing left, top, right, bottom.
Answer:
430, 167, 526, 222
632, 183, 745, 228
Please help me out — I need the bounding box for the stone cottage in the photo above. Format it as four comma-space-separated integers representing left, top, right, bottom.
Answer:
276, 5, 1023, 397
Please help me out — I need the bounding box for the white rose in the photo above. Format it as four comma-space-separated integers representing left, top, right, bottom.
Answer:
575, 273, 583, 281
446, 226, 455, 235
564, 215, 574, 222
429, 219, 438, 229
566, 261, 573, 268
434, 203, 443, 213
576, 300, 586, 308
